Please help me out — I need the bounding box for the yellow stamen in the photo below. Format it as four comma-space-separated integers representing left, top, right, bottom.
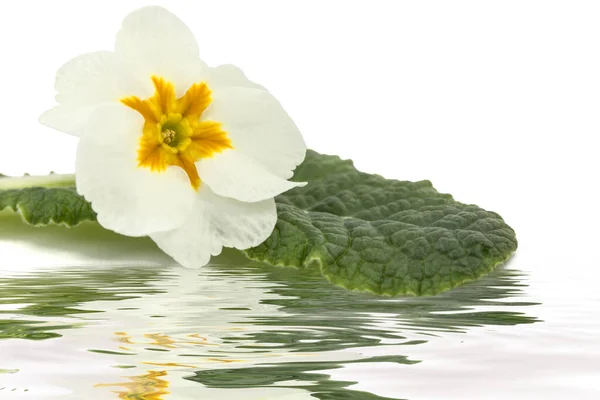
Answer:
162, 129, 176, 144
120, 76, 232, 190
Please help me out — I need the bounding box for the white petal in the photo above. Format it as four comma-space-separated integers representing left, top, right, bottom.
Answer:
55, 51, 141, 105
39, 104, 98, 136
150, 187, 277, 268
207, 64, 266, 91
197, 150, 305, 203
76, 105, 196, 237
203, 86, 306, 179
41, 51, 142, 136
115, 6, 208, 96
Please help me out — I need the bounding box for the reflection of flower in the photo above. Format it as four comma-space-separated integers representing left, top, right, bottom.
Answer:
95, 370, 170, 399
39, 7, 306, 267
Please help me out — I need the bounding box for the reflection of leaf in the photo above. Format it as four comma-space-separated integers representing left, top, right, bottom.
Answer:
0, 319, 65, 340
216, 263, 539, 353
0, 268, 169, 340
189, 356, 415, 400
0, 250, 538, 399
187, 263, 539, 399
1, 151, 517, 296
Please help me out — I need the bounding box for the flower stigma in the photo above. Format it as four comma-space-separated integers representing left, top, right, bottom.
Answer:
121, 76, 232, 191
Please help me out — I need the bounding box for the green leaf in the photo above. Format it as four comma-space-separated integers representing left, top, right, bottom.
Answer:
244, 150, 517, 296
0, 151, 517, 295
0, 186, 96, 227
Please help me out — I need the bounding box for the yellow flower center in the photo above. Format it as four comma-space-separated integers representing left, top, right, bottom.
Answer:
121, 76, 232, 190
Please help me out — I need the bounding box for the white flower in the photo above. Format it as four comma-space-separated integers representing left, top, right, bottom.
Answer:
39, 6, 306, 267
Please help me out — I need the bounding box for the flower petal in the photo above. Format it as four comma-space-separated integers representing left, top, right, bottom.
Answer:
150, 187, 277, 268
197, 150, 305, 203
39, 104, 97, 136
54, 51, 140, 105
76, 105, 196, 237
207, 64, 266, 91
41, 51, 142, 136
115, 6, 208, 96
202, 86, 306, 179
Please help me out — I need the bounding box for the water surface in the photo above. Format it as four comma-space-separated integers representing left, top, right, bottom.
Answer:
0, 212, 598, 399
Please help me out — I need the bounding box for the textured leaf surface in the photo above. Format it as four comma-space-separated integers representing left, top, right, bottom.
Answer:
244, 151, 518, 295
0, 151, 517, 295
0, 187, 96, 227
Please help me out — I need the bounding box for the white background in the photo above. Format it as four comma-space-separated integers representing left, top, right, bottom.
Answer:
1, 1, 599, 399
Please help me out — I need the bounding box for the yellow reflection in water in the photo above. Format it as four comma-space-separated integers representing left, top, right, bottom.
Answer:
142, 362, 198, 368
206, 358, 244, 364
113, 331, 219, 348
94, 331, 249, 398
115, 332, 134, 344
145, 333, 177, 349
95, 370, 169, 399
186, 333, 218, 346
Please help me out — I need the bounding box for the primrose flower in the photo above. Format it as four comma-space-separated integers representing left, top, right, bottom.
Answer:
39, 7, 306, 267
